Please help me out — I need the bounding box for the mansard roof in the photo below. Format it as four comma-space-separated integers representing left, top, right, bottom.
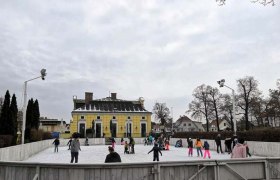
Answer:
72, 97, 151, 113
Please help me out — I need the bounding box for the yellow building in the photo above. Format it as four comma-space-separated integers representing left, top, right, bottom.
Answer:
70, 92, 152, 138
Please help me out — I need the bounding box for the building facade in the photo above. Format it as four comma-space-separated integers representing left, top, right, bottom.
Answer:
209, 119, 230, 131
70, 92, 152, 138
174, 115, 204, 132
39, 117, 68, 133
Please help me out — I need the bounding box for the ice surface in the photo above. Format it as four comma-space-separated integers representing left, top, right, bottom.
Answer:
24, 144, 257, 164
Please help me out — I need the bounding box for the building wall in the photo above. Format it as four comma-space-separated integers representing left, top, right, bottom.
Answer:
70, 113, 151, 138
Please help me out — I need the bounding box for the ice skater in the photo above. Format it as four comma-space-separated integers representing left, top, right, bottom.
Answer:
187, 138, 193, 156
148, 143, 162, 161
203, 141, 211, 159
53, 138, 60, 153
70, 134, 81, 163
195, 138, 203, 157
215, 134, 223, 153
124, 141, 129, 154
67, 137, 72, 150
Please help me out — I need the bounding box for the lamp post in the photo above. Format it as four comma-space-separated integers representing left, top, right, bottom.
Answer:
217, 79, 236, 135
171, 107, 173, 135
22, 69, 47, 144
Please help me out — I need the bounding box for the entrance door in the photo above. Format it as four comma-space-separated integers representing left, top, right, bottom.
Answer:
141, 123, 146, 137
111, 123, 117, 137
96, 123, 102, 138
126, 123, 132, 137
79, 123, 85, 138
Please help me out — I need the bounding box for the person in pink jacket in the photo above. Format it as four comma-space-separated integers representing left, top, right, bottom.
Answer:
231, 138, 247, 158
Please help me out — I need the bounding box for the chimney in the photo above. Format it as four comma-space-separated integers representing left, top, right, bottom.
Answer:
111, 93, 117, 100
85, 92, 93, 105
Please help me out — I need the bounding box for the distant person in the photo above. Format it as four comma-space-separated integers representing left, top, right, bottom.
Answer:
105, 146, 122, 163
187, 138, 194, 157
85, 137, 89, 146
215, 134, 223, 153
70, 134, 81, 163
124, 141, 129, 154
67, 138, 72, 150
129, 137, 135, 154
148, 143, 162, 161
244, 141, 251, 157
52, 138, 60, 153
164, 138, 170, 150
231, 138, 247, 159
232, 135, 238, 149
195, 138, 203, 157
121, 138, 125, 145
203, 141, 211, 159
111, 137, 116, 148
224, 137, 232, 154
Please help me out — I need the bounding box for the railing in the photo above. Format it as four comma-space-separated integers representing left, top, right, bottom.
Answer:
1, 158, 280, 180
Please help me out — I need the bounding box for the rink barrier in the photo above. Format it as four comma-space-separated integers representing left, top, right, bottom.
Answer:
0, 158, 280, 180
1, 137, 280, 162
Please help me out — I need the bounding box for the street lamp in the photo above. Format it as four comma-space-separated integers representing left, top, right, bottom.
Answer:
217, 79, 236, 135
22, 69, 47, 144
171, 107, 173, 135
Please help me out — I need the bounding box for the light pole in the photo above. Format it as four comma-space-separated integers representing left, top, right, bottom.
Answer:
217, 79, 236, 135
171, 107, 173, 135
22, 69, 47, 144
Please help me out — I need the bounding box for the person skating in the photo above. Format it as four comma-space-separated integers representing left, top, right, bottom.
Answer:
195, 138, 203, 157
121, 138, 124, 145
215, 134, 223, 153
52, 138, 60, 153
231, 138, 247, 159
105, 146, 122, 163
70, 134, 81, 163
224, 137, 232, 154
124, 141, 129, 154
244, 141, 251, 157
111, 137, 116, 148
67, 138, 72, 150
129, 137, 135, 154
187, 138, 194, 156
203, 141, 211, 159
164, 138, 170, 150
148, 143, 162, 161
85, 137, 89, 146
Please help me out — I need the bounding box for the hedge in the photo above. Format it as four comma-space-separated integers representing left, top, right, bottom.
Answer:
173, 129, 280, 142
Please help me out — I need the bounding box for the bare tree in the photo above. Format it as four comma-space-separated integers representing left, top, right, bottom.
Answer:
187, 84, 212, 132
153, 102, 170, 126
208, 86, 223, 131
216, 0, 275, 6
237, 76, 261, 130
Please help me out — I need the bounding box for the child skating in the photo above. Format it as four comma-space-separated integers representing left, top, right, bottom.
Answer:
148, 143, 162, 161
203, 141, 211, 159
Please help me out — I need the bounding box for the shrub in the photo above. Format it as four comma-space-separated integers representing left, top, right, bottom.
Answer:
42, 131, 52, 140
30, 129, 44, 142
173, 129, 280, 142
0, 135, 13, 148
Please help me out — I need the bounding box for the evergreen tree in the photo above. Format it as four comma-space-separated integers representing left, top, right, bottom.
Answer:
10, 94, 18, 145
0, 90, 11, 135
33, 99, 40, 129
25, 98, 34, 141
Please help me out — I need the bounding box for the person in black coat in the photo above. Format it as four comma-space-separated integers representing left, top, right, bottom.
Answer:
215, 134, 223, 153
53, 138, 60, 152
67, 138, 72, 150
105, 146, 122, 163
148, 143, 162, 161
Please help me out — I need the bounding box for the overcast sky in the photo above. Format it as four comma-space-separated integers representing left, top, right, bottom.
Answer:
0, 0, 279, 123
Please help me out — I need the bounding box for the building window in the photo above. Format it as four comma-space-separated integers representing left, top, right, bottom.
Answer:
81, 116, 84, 119
142, 116, 145, 120
184, 123, 186, 126
97, 116, 100, 119
113, 116, 116, 119
224, 123, 226, 126
188, 123, 191, 126
128, 116, 131, 119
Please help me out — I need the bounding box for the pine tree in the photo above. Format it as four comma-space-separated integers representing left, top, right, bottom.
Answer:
33, 99, 40, 129
25, 98, 34, 141
0, 90, 11, 135
10, 94, 18, 145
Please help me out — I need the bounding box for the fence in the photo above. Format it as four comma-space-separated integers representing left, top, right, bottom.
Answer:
1, 158, 280, 180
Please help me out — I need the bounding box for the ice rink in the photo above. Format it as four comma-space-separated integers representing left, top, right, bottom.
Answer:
23, 144, 255, 164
